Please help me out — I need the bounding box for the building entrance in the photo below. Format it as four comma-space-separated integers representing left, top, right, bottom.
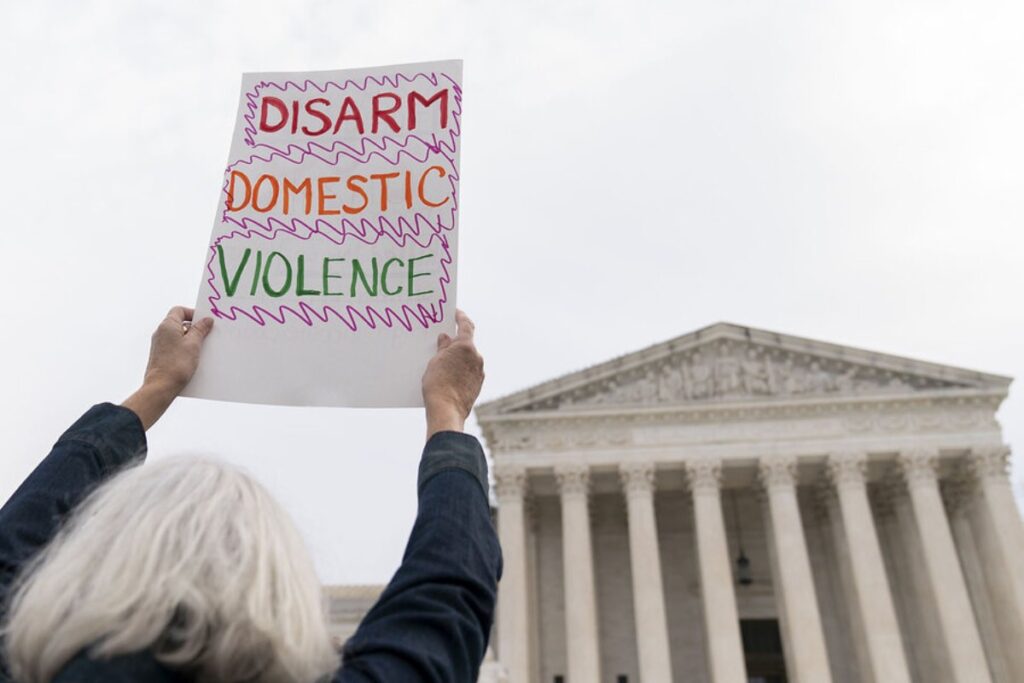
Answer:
741, 619, 787, 683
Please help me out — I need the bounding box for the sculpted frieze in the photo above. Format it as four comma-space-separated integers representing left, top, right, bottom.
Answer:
483, 398, 997, 454
518, 340, 966, 412
842, 407, 995, 434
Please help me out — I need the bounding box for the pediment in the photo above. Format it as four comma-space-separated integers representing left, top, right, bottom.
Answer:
476, 323, 1011, 416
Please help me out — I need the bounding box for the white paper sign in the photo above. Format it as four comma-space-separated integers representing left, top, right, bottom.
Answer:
183, 60, 462, 407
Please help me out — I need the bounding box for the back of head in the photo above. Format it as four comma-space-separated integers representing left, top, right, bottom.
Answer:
2, 457, 339, 683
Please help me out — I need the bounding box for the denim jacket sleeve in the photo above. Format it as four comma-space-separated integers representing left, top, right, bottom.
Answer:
0, 403, 147, 633
337, 431, 503, 683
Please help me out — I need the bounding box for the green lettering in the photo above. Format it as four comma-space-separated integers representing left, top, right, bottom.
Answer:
249, 249, 264, 296
350, 257, 379, 297
262, 251, 292, 297
296, 255, 321, 296
216, 245, 251, 298
322, 257, 346, 295
381, 257, 405, 295
408, 253, 434, 296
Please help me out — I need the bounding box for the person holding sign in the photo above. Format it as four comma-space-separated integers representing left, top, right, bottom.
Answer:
0, 307, 499, 683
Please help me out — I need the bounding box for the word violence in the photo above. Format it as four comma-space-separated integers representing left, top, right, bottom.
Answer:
215, 246, 436, 299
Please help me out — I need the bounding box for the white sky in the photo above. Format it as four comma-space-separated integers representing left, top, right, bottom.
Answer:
1, 0, 1022, 584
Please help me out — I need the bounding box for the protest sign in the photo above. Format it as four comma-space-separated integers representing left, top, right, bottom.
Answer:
182, 60, 462, 407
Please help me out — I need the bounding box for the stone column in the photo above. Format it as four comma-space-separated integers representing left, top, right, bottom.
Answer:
686, 459, 747, 683
554, 464, 602, 683
827, 452, 911, 683
944, 473, 1010, 683
620, 462, 674, 683
759, 456, 833, 683
819, 482, 872, 683
968, 446, 1024, 682
882, 474, 951, 683
494, 465, 531, 683
899, 449, 991, 683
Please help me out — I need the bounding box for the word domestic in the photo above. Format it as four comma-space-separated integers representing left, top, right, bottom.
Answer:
258, 88, 451, 136
226, 167, 450, 216
215, 246, 436, 299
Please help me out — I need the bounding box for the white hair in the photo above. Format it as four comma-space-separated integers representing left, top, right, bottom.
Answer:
2, 456, 339, 683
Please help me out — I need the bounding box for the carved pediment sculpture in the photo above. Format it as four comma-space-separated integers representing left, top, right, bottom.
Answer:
476, 324, 1010, 417
509, 341, 972, 413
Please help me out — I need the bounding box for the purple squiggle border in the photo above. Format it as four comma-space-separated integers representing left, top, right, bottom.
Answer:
242, 72, 462, 164
207, 70, 460, 332
206, 219, 452, 330
219, 142, 459, 238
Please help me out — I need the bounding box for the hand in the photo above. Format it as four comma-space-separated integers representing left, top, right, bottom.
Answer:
422, 310, 484, 440
122, 306, 214, 430
142, 306, 214, 394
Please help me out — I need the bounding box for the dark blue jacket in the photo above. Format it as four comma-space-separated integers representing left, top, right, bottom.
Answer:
0, 403, 501, 683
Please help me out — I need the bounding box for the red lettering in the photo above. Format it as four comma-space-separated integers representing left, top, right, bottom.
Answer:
408, 90, 449, 130
372, 93, 402, 133
333, 97, 365, 134
258, 97, 288, 133
302, 99, 332, 136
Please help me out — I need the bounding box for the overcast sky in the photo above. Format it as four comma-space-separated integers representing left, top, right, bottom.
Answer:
1, 0, 1022, 584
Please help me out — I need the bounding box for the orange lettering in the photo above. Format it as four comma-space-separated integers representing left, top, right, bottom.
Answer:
317, 177, 341, 216
226, 171, 252, 211
370, 172, 400, 211
283, 177, 312, 215
418, 166, 449, 208
252, 174, 279, 213
343, 175, 369, 214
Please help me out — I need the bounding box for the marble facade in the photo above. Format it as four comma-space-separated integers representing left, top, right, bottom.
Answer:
474, 323, 1022, 683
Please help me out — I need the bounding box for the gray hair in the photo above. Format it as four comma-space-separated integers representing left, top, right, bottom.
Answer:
2, 456, 339, 683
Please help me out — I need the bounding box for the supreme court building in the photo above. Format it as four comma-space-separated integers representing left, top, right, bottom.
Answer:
472, 323, 1024, 683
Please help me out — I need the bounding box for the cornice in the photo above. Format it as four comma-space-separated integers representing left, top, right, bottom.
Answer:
481, 396, 1002, 458
478, 388, 1003, 428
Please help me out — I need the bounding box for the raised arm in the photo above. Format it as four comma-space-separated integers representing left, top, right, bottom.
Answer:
0, 308, 212, 627
338, 311, 502, 683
